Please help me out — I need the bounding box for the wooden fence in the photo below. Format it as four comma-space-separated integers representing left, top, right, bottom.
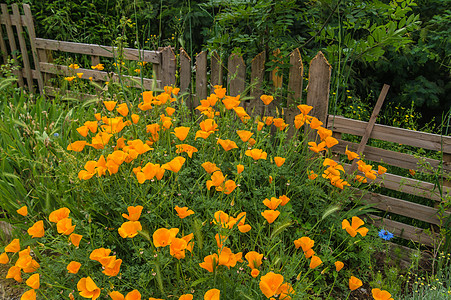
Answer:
1, 3, 450, 264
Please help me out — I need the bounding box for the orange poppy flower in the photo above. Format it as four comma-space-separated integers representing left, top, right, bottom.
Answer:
27, 220, 44, 238
349, 276, 363, 291
274, 157, 285, 167
103, 101, 117, 111
204, 289, 220, 300
294, 236, 315, 258
279, 195, 290, 206
342, 216, 368, 237
214, 85, 226, 98
345, 148, 360, 161
17, 206, 28, 216
259, 272, 284, 298
202, 162, 220, 174
217, 247, 242, 268
179, 294, 193, 300
174, 206, 194, 219
263, 197, 282, 210
215, 234, 228, 248
309, 255, 322, 269
309, 117, 323, 129
251, 269, 260, 278
372, 288, 393, 300
245, 251, 263, 269
20, 289, 35, 300
200, 119, 219, 132
261, 210, 280, 224
5, 239, 20, 253
56, 218, 75, 235
217, 139, 238, 151
6, 265, 22, 282
76, 125, 89, 137
237, 164, 244, 174
236, 130, 253, 142
153, 228, 179, 247
335, 261, 344, 272
131, 114, 140, 124
109, 291, 125, 300
173, 127, 190, 141
118, 221, 142, 238
77, 277, 101, 300
69, 233, 82, 247
273, 118, 288, 131
206, 171, 225, 190
277, 283, 295, 300
0, 252, 9, 264
245, 149, 267, 160
260, 95, 274, 105
317, 126, 332, 140
378, 165, 387, 175
67, 141, 87, 152
169, 237, 188, 259
257, 121, 264, 131
222, 95, 240, 109
297, 104, 313, 115
162, 156, 186, 173
308, 141, 326, 153
199, 253, 219, 273
102, 258, 122, 277
26, 273, 39, 289
324, 136, 338, 148
122, 205, 143, 221
221, 180, 237, 195
89, 248, 111, 262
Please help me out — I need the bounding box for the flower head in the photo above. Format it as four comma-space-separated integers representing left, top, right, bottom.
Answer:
349, 276, 363, 291
17, 206, 28, 216
27, 220, 45, 238
372, 288, 393, 300
378, 229, 394, 241
174, 206, 194, 219
259, 272, 284, 298
77, 277, 101, 300
342, 216, 368, 237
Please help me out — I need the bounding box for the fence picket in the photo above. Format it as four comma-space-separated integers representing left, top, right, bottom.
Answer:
249, 51, 265, 116
195, 51, 207, 106
286, 48, 303, 138
179, 49, 191, 108
160, 46, 176, 88
210, 51, 222, 87
227, 53, 245, 97
306, 51, 331, 124
1, 4, 23, 87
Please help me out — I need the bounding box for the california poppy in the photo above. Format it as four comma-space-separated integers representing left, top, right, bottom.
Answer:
237, 164, 244, 174
77, 277, 101, 300
309, 255, 322, 269
274, 157, 285, 167
20, 289, 35, 300
202, 162, 220, 174
17, 206, 28, 216
245, 251, 263, 270
5, 239, 20, 253
173, 127, 190, 141
26, 273, 40, 289
204, 289, 220, 300
122, 206, 143, 221
67, 261, 81, 274
236, 130, 253, 142
371, 288, 393, 300
263, 197, 282, 210
153, 228, 179, 247
259, 272, 284, 298
0, 252, 9, 264
335, 261, 344, 272
349, 276, 363, 291
162, 156, 186, 173
57, 218, 76, 235
342, 216, 368, 237
118, 221, 142, 238
103, 101, 117, 111
260, 95, 274, 105
27, 220, 44, 238
245, 149, 267, 160
261, 210, 280, 224
67, 141, 87, 152
174, 206, 194, 219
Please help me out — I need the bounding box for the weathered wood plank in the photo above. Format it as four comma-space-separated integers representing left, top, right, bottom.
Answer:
195, 51, 207, 105
335, 139, 451, 174
22, 4, 44, 94
327, 115, 451, 153
342, 162, 449, 201
39, 63, 160, 90
35, 38, 160, 63
286, 48, 303, 138
210, 51, 222, 87
306, 51, 331, 124
367, 214, 439, 246
355, 189, 449, 225
179, 49, 191, 108
249, 51, 265, 116
12, 4, 33, 93
0, 23, 8, 64
44, 86, 97, 101
160, 46, 176, 87
1, 4, 23, 87
227, 53, 245, 97
271, 48, 283, 89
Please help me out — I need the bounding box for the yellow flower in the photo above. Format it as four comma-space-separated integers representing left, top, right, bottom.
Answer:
64, 76, 76, 82
76, 73, 83, 78
91, 64, 104, 70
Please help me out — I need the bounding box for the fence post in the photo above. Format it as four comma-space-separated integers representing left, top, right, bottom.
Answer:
210, 51, 222, 87
249, 51, 265, 116
227, 53, 245, 97
195, 51, 207, 106
1, 4, 24, 87
179, 49, 192, 109
159, 46, 176, 88
286, 48, 303, 138
306, 51, 331, 139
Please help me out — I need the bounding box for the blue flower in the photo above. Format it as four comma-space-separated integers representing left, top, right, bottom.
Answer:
378, 229, 394, 241
53, 133, 60, 137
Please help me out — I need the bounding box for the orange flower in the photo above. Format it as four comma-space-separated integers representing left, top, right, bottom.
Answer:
260, 95, 274, 105
199, 253, 219, 273
324, 136, 338, 148
57, 218, 76, 235
245, 149, 267, 160
89, 248, 111, 262
202, 162, 220, 174
122, 205, 143, 221
342, 216, 368, 237
20, 289, 35, 300
263, 197, 282, 210
166, 107, 176, 116
26, 273, 39, 289
294, 236, 315, 258
263, 116, 274, 126
77, 277, 101, 300
345, 148, 360, 161
236, 130, 253, 142
245, 251, 263, 269
309, 255, 322, 269
169, 237, 188, 259
101, 257, 122, 277
118, 221, 142, 238
103, 101, 117, 111
27, 220, 44, 238
5, 239, 20, 253
49, 207, 70, 223
372, 288, 393, 300
251, 269, 260, 278
378, 165, 387, 175
174, 206, 194, 219
67, 141, 87, 152
297, 104, 313, 115
179, 295, 193, 300
17, 206, 28, 216
214, 85, 226, 98
173, 127, 190, 141
409, 169, 416, 176
217, 139, 238, 151
204, 289, 220, 300
222, 180, 237, 195
237, 164, 244, 174
259, 272, 284, 298
308, 170, 318, 180
273, 118, 288, 131
222, 95, 240, 109
279, 195, 290, 206
131, 114, 140, 124
217, 247, 242, 268
199, 119, 219, 132
335, 261, 344, 272
309, 117, 323, 129
116, 103, 129, 117
153, 228, 179, 247
308, 141, 326, 153
277, 283, 295, 300
206, 171, 225, 190
0, 252, 9, 264
273, 157, 285, 167
261, 210, 280, 224
109, 291, 125, 300
67, 261, 81, 274
162, 156, 186, 173
6, 265, 22, 282
349, 276, 363, 291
